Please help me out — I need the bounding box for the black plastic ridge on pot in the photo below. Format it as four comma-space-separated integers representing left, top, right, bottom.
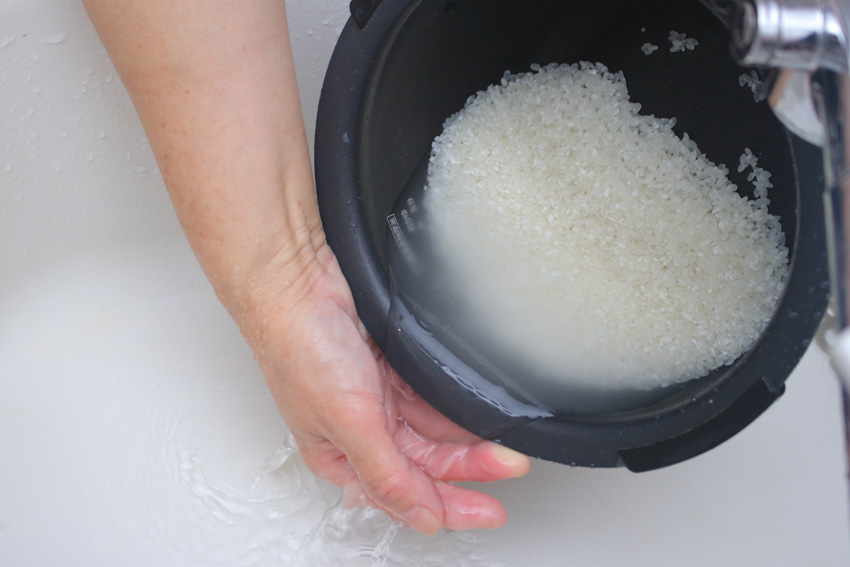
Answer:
315, 0, 830, 471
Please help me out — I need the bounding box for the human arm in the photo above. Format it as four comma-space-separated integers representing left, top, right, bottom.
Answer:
81, 0, 530, 534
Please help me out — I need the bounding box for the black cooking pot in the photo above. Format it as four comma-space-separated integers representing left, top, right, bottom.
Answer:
314, 0, 829, 471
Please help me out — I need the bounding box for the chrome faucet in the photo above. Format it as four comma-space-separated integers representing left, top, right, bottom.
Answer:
706, 0, 850, 391
703, 0, 850, 467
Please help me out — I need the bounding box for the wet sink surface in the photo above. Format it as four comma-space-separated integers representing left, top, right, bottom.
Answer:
2, 1, 850, 566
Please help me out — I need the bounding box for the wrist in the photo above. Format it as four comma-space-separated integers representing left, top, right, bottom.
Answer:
217, 237, 344, 351
219, 226, 327, 314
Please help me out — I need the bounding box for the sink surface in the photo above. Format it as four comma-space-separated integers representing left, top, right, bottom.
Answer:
2, 1, 849, 565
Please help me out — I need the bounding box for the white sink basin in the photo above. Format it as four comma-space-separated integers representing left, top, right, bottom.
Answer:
2, 1, 849, 565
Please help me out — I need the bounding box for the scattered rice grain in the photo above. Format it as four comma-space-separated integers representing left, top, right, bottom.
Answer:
739, 71, 768, 102
641, 43, 659, 55
669, 30, 698, 52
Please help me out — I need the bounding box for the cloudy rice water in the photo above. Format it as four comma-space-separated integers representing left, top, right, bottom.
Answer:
424, 62, 789, 391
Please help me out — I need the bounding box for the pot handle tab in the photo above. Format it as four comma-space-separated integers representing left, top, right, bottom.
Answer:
350, 0, 383, 28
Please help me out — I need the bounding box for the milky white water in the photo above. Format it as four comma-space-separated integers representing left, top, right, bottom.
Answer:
425, 63, 788, 390
1, 1, 850, 566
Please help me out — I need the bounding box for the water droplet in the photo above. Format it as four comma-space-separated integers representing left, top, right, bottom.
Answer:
40, 33, 67, 45
342, 131, 351, 144
0, 35, 15, 49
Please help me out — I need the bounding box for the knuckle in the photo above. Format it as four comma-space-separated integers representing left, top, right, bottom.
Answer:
363, 469, 411, 508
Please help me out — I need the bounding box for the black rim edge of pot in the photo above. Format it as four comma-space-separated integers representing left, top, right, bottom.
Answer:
315, 0, 831, 471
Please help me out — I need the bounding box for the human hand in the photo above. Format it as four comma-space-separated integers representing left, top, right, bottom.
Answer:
239, 244, 531, 535
79, 0, 529, 534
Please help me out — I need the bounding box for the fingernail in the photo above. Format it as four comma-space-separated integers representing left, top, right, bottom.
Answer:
406, 505, 442, 535
491, 444, 531, 476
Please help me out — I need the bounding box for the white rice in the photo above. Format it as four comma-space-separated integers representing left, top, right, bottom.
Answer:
641, 43, 659, 55
739, 71, 768, 102
424, 62, 789, 391
669, 30, 698, 52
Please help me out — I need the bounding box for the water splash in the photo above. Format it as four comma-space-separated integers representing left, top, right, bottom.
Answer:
293, 505, 505, 567
162, 430, 325, 566
160, 419, 503, 567
293, 507, 401, 567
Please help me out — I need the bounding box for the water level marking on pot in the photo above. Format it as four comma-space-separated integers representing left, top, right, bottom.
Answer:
387, 213, 422, 274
